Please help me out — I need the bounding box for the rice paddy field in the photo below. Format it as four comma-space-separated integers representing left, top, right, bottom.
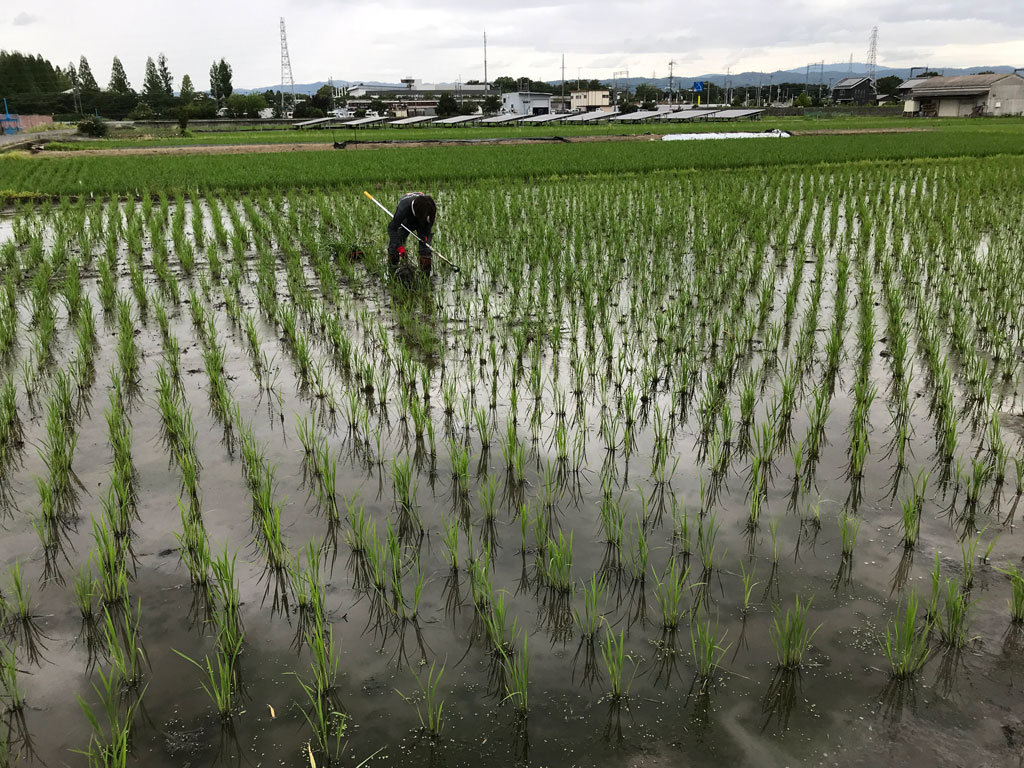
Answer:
1, 141, 1024, 767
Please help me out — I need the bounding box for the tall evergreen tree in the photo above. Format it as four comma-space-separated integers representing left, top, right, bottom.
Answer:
157, 53, 173, 95
78, 55, 99, 92
209, 61, 222, 102
209, 58, 233, 102
179, 74, 195, 102
142, 57, 163, 100
109, 56, 133, 94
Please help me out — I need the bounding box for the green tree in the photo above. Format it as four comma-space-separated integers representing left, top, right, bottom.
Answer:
209, 58, 233, 103
157, 53, 173, 95
311, 84, 334, 112
635, 83, 663, 105
482, 94, 501, 114
226, 92, 268, 118
142, 57, 164, 101
369, 97, 386, 115
436, 92, 459, 117
109, 56, 133, 95
876, 75, 901, 96
217, 59, 233, 101
795, 91, 812, 107
492, 76, 517, 93
292, 100, 325, 119
78, 55, 99, 92
179, 74, 195, 102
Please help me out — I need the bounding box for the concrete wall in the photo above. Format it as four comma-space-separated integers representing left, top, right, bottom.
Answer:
988, 79, 1024, 116
15, 115, 54, 131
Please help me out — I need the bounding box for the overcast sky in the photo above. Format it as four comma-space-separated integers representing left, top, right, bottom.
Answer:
6, 0, 1022, 89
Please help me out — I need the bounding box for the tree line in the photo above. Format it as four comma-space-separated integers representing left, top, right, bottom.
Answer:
1, 50, 284, 120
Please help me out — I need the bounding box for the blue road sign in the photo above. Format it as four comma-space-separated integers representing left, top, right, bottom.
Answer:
693, 82, 704, 92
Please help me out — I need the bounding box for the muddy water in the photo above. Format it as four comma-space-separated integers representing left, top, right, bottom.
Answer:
1, 196, 1022, 768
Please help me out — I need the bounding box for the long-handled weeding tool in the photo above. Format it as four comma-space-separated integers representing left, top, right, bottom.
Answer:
362, 191, 459, 272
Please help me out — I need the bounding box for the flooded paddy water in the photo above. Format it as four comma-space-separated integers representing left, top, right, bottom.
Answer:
1, 157, 1023, 767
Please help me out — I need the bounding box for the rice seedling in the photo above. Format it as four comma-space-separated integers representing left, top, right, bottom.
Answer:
936, 578, 973, 648
0, 643, 25, 712
396, 661, 446, 738
690, 621, 730, 687
739, 561, 759, 613
997, 565, 1024, 624
600, 626, 636, 699
880, 590, 932, 678
652, 559, 691, 630
294, 673, 348, 761
500, 633, 530, 716
75, 664, 143, 768
839, 513, 861, 559
770, 596, 820, 669
543, 531, 574, 593
174, 648, 236, 719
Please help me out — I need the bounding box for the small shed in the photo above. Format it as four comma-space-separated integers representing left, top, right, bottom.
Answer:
500, 92, 552, 116
571, 90, 610, 112
907, 73, 1024, 117
831, 77, 876, 106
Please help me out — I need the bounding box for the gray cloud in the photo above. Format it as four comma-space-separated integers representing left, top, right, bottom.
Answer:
3, 0, 1021, 88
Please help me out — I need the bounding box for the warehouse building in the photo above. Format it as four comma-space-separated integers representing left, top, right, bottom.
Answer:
500, 92, 552, 115
905, 73, 1024, 117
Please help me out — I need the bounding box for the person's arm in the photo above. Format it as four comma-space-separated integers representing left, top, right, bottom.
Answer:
388, 195, 412, 235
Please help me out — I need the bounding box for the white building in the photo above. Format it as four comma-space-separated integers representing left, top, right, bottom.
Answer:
906, 73, 1024, 117
571, 90, 610, 111
500, 91, 552, 115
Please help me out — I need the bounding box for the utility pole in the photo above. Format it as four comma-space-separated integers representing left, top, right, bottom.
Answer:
561, 55, 565, 112
668, 59, 677, 104
613, 69, 629, 107
483, 30, 488, 89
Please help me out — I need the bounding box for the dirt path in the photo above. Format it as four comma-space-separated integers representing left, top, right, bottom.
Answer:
36, 132, 683, 158
36, 126, 931, 158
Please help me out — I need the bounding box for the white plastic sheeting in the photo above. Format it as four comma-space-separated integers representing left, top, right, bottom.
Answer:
662, 129, 791, 141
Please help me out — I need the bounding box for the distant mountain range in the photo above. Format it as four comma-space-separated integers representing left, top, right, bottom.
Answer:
238, 64, 1018, 95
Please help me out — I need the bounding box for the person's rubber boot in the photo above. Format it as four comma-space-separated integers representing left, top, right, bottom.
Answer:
419, 255, 432, 278
388, 245, 406, 272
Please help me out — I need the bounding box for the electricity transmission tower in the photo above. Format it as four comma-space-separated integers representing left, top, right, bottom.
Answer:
280, 17, 296, 114
866, 26, 878, 84
668, 59, 677, 103
612, 69, 629, 106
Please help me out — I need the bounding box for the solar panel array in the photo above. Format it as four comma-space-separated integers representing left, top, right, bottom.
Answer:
388, 116, 435, 126
479, 114, 527, 124
341, 116, 387, 127
562, 110, 620, 123
609, 110, 664, 122
292, 117, 335, 128
706, 108, 765, 120
661, 110, 719, 121
520, 112, 572, 124
432, 114, 484, 125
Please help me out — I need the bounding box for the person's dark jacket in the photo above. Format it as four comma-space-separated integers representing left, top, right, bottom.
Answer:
387, 192, 433, 258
